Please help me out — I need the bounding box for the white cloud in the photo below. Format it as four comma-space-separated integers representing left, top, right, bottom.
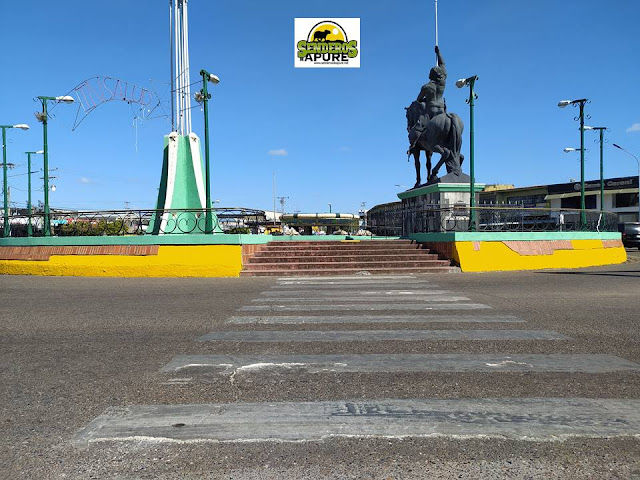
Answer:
79, 177, 92, 184
626, 123, 640, 133
268, 149, 288, 156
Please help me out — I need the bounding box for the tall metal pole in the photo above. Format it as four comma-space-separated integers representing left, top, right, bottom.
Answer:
174, 0, 180, 133
272, 172, 276, 227
200, 70, 212, 233
579, 102, 586, 228
434, 0, 438, 62
27, 152, 33, 236
612, 144, 640, 223
469, 77, 476, 231
599, 129, 604, 213
434, 0, 438, 44
169, 0, 175, 132
1, 127, 8, 237
42, 99, 51, 237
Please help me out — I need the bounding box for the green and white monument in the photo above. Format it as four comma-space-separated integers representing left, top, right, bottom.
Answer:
148, 0, 220, 234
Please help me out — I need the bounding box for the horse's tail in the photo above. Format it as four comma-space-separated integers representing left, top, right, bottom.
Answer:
447, 114, 464, 175
450, 114, 463, 155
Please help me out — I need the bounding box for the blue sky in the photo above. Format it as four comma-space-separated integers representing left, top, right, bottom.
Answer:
2, 0, 639, 213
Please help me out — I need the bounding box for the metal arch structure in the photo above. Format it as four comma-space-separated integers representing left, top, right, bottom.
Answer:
55, 76, 165, 131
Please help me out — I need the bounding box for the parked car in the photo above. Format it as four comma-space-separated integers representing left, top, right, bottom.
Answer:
618, 222, 640, 249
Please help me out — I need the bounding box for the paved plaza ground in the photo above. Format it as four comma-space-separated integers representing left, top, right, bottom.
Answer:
2, 251, 640, 479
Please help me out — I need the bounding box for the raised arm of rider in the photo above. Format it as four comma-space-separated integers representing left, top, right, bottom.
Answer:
435, 45, 445, 67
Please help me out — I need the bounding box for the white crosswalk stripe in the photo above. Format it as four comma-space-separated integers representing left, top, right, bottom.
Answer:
276, 275, 423, 281
197, 329, 570, 342
226, 314, 524, 324
269, 282, 440, 292
275, 280, 435, 286
74, 398, 640, 445
161, 354, 640, 375
261, 289, 450, 296
239, 303, 491, 311
251, 295, 471, 303
74, 273, 640, 446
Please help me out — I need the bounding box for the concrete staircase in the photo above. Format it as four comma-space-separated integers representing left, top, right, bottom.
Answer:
240, 240, 455, 276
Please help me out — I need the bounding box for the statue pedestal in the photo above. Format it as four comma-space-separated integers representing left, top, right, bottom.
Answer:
397, 182, 485, 234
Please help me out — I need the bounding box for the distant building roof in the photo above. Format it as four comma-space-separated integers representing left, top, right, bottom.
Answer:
483, 184, 514, 192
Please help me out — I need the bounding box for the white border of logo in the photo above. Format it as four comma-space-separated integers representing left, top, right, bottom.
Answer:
294, 18, 360, 68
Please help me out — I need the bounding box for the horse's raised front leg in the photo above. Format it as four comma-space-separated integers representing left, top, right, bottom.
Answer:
413, 149, 421, 188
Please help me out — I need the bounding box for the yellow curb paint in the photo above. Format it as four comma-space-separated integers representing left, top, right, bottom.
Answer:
0, 245, 242, 277
570, 239, 605, 250
455, 241, 627, 272
0, 240, 627, 277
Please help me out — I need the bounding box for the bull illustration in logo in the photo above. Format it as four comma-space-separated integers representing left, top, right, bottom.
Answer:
313, 30, 332, 42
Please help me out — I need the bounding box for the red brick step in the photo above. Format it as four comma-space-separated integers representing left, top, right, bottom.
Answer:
241, 240, 455, 277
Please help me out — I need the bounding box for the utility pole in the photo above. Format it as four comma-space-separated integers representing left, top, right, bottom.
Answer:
360, 201, 367, 230
198, 69, 220, 233
278, 196, 289, 228
272, 172, 276, 226
0, 162, 16, 236
558, 98, 589, 228
278, 196, 289, 214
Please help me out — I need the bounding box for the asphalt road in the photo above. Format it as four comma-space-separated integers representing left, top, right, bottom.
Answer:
2, 254, 640, 479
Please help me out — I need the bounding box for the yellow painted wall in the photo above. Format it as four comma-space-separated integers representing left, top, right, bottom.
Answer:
0, 240, 626, 276
0, 245, 243, 277
455, 240, 627, 272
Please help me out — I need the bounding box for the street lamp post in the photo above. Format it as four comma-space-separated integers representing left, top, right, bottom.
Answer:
25, 150, 44, 236
197, 70, 220, 234
612, 143, 640, 222
1, 124, 30, 237
36, 96, 73, 236
558, 98, 588, 228
456, 75, 479, 231
584, 126, 608, 212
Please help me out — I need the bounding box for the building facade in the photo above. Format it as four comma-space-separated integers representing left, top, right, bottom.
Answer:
480, 175, 639, 222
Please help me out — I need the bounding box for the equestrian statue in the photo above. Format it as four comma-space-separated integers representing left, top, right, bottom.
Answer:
405, 46, 466, 187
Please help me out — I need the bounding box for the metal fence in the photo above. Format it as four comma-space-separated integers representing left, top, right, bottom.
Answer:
368, 205, 619, 237
2, 208, 267, 237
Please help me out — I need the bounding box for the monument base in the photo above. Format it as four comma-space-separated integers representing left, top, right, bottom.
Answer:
431, 172, 471, 184
148, 132, 221, 234
397, 182, 485, 234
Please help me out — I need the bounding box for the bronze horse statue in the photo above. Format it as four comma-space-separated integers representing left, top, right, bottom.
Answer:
405, 45, 465, 187
406, 101, 464, 187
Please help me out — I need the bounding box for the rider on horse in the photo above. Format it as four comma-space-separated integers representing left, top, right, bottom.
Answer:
411, 46, 447, 146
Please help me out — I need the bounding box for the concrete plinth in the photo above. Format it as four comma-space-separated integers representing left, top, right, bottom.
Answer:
397, 182, 485, 234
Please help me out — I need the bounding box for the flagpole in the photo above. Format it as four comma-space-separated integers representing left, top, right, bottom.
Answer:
434, 0, 439, 62
435, 0, 438, 46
